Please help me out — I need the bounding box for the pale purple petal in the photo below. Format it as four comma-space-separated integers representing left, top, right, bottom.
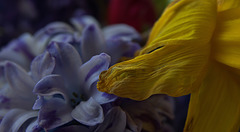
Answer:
32, 96, 45, 110
79, 53, 110, 91
106, 39, 141, 65
103, 24, 141, 42
34, 22, 74, 54
94, 107, 127, 132
0, 62, 36, 110
80, 24, 106, 62
33, 74, 71, 102
30, 51, 55, 82
0, 109, 38, 132
54, 125, 91, 132
26, 119, 43, 132
5, 61, 35, 93
47, 41, 82, 86
71, 97, 103, 126
89, 82, 117, 105
51, 33, 74, 44
38, 98, 73, 130
71, 15, 100, 32
0, 33, 35, 70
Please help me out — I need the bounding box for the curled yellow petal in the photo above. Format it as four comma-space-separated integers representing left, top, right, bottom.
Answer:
184, 62, 240, 132
97, 0, 217, 100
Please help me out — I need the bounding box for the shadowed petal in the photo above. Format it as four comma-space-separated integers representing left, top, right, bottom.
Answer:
0, 33, 35, 70
34, 22, 74, 54
31, 51, 55, 82
38, 98, 73, 130
26, 119, 43, 132
184, 62, 240, 132
71, 97, 103, 126
80, 24, 106, 62
94, 107, 127, 132
71, 15, 100, 32
33, 74, 71, 102
106, 39, 140, 64
0, 62, 36, 110
47, 41, 82, 86
51, 33, 74, 44
103, 24, 141, 42
0, 109, 38, 132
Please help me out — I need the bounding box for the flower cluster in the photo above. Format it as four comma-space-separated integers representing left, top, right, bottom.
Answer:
0, 13, 174, 132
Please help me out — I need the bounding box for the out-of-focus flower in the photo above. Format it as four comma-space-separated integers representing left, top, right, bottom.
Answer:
107, 0, 157, 32
98, 0, 240, 131
0, 51, 56, 131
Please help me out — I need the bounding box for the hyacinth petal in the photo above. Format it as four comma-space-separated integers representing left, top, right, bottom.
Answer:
4, 61, 34, 92
98, 0, 217, 100
26, 119, 42, 132
71, 97, 104, 126
79, 53, 110, 92
71, 15, 100, 32
30, 51, 55, 82
80, 24, 106, 62
103, 24, 141, 41
51, 33, 74, 44
212, 8, 240, 71
0, 62, 35, 110
47, 41, 82, 86
0, 33, 34, 70
94, 107, 127, 132
184, 62, 240, 132
34, 22, 74, 54
0, 109, 38, 132
106, 39, 140, 64
217, 0, 240, 12
33, 74, 70, 101
38, 98, 73, 130
89, 82, 117, 105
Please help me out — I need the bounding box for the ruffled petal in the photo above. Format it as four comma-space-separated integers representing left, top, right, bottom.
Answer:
94, 107, 127, 132
98, 0, 217, 100
37, 98, 73, 130
71, 97, 104, 126
212, 8, 240, 71
30, 51, 55, 82
103, 24, 141, 42
0, 109, 38, 132
80, 24, 106, 62
184, 62, 240, 132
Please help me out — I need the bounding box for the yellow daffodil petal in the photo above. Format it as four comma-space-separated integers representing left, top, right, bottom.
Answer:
184, 62, 240, 132
212, 8, 240, 70
98, 0, 217, 100
217, 0, 240, 12
141, 0, 217, 54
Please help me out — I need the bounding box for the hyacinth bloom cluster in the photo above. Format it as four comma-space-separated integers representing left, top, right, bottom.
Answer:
0, 13, 175, 132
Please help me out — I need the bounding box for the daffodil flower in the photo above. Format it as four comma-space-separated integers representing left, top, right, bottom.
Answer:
98, 0, 240, 131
